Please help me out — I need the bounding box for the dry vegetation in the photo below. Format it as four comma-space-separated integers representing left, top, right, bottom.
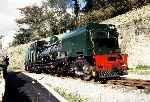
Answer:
7, 43, 31, 70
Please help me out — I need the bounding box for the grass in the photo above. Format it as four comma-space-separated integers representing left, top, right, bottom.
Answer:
54, 87, 87, 102
129, 65, 150, 70
128, 65, 150, 74
12, 66, 22, 70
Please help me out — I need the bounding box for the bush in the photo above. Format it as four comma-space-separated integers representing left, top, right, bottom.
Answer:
136, 65, 150, 70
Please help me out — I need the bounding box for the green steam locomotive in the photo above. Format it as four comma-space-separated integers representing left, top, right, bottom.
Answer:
25, 22, 128, 80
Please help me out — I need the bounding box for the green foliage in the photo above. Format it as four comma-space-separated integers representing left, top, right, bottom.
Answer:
128, 65, 150, 74
12, 28, 32, 46
136, 65, 150, 69
13, 2, 74, 46
16, 5, 49, 38
48, 0, 68, 11
78, 0, 149, 26
54, 87, 87, 102
47, 0, 79, 28
128, 66, 150, 75
129, 65, 150, 70
12, 66, 22, 70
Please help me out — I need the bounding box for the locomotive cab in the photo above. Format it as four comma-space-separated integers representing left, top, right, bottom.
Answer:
90, 24, 128, 78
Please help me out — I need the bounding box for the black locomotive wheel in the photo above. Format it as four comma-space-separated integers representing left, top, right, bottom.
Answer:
35, 69, 42, 74
80, 64, 93, 81
81, 74, 92, 81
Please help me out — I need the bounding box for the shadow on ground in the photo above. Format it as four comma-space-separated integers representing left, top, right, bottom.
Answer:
2, 72, 32, 102
2, 71, 60, 102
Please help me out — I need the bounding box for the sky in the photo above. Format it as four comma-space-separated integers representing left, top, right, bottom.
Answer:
0, 0, 42, 48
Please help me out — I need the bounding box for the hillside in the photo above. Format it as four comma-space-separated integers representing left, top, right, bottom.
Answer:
6, 4, 150, 69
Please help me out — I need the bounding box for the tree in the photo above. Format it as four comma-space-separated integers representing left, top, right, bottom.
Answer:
16, 5, 47, 39
47, 0, 79, 28
47, 0, 68, 12
14, 1, 75, 46
12, 28, 32, 46
47, 0, 76, 30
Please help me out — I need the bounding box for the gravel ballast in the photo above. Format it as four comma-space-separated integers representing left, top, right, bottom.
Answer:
24, 72, 150, 102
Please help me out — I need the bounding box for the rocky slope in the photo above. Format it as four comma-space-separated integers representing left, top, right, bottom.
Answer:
102, 4, 150, 67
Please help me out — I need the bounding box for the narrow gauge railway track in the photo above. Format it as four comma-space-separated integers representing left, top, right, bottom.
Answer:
107, 78, 150, 90
57, 75, 150, 90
